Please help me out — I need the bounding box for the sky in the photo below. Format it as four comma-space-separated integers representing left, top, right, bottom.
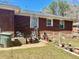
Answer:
0, 0, 79, 11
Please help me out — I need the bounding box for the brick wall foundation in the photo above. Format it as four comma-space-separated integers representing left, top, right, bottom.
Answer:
39, 31, 72, 40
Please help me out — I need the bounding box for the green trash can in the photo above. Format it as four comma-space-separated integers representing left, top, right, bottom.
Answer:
0, 32, 13, 48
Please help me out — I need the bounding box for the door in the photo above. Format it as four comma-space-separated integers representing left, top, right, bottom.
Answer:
30, 16, 39, 28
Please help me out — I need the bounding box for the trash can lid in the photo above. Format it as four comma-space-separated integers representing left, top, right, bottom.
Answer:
0, 32, 13, 36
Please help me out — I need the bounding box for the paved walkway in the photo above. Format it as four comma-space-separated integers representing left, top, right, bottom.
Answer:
0, 40, 48, 51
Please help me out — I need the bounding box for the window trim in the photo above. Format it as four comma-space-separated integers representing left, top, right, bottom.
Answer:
59, 20, 65, 29
30, 16, 39, 28
46, 19, 53, 26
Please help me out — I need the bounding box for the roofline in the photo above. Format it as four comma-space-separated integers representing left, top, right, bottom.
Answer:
0, 4, 76, 21
16, 10, 76, 21
0, 4, 20, 14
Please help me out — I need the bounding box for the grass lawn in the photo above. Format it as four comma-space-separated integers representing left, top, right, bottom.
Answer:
0, 42, 79, 59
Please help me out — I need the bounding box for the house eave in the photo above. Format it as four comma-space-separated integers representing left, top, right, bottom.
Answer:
16, 10, 75, 21
0, 4, 20, 14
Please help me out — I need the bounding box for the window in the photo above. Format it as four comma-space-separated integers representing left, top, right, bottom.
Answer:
46, 19, 53, 26
30, 16, 39, 28
59, 20, 65, 29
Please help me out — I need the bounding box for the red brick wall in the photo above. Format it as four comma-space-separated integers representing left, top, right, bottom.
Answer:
39, 18, 73, 39
14, 15, 31, 36
39, 18, 60, 31
65, 20, 73, 31
39, 18, 73, 31
0, 9, 14, 32
53, 19, 60, 31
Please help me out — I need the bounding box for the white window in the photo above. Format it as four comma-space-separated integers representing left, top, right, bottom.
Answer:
46, 19, 53, 26
30, 16, 39, 28
59, 20, 65, 29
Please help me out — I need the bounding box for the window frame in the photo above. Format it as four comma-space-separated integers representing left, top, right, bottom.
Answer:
46, 19, 53, 27
30, 16, 39, 28
59, 20, 65, 29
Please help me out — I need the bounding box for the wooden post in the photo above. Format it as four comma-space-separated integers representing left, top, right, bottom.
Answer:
59, 32, 62, 46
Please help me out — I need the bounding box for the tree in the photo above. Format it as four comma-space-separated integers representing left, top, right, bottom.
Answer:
43, 0, 70, 16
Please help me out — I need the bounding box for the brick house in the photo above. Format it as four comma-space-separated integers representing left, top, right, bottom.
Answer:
0, 4, 75, 38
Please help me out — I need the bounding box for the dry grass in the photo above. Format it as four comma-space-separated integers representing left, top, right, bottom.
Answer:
0, 42, 79, 59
